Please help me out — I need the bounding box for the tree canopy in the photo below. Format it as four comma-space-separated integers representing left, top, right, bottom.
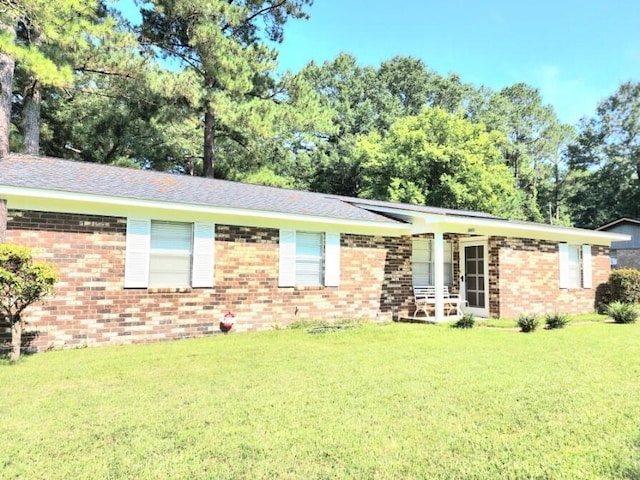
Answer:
0, 1, 636, 227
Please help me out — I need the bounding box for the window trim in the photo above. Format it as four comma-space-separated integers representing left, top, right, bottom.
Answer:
124, 218, 215, 289
278, 229, 340, 287
412, 238, 453, 287
559, 243, 592, 289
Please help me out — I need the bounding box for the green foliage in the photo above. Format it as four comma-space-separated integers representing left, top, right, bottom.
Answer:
0, 244, 57, 361
567, 81, 640, 227
545, 312, 569, 329
606, 301, 639, 324
359, 107, 526, 218
454, 312, 475, 329
607, 268, 640, 304
517, 313, 539, 333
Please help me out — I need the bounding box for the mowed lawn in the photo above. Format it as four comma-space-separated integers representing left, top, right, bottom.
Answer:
2, 321, 640, 479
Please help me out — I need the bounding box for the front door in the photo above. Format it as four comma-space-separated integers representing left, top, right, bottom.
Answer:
460, 239, 489, 317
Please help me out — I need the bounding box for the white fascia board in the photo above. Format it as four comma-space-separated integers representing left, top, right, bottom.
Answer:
357, 204, 629, 245
412, 214, 629, 245
1, 186, 409, 236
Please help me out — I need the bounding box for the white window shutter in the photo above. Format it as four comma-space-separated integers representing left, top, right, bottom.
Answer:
324, 232, 341, 287
582, 244, 592, 289
125, 218, 151, 288
192, 223, 215, 288
279, 230, 296, 287
558, 243, 569, 289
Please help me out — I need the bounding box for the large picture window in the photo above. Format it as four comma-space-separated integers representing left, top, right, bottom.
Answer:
412, 238, 453, 286
125, 219, 215, 289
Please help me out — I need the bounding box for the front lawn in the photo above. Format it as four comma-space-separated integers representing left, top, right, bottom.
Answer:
2, 321, 640, 479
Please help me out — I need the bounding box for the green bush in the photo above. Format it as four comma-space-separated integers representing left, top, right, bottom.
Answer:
545, 313, 569, 329
454, 313, 475, 329
605, 301, 639, 324
517, 313, 539, 333
608, 268, 640, 304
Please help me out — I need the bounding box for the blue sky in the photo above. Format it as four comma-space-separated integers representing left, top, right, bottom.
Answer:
273, 0, 640, 125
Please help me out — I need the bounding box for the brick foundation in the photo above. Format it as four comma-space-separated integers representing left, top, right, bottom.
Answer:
2, 210, 415, 351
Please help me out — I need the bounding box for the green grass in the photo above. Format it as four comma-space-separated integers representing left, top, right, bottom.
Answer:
2, 322, 640, 479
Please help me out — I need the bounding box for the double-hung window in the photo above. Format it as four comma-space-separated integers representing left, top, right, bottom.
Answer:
559, 243, 592, 289
412, 238, 453, 286
279, 230, 340, 287
125, 219, 215, 289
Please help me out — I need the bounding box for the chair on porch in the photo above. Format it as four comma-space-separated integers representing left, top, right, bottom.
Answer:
412, 286, 436, 318
412, 286, 467, 319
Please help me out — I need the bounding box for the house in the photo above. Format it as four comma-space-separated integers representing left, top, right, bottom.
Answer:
0, 154, 629, 351
596, 218, 640, 269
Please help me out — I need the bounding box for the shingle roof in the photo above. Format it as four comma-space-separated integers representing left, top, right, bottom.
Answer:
0, 154, 409, 224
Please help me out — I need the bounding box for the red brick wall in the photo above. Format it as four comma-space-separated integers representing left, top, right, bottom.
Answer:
2, 210, 414, 351
491, 236, 610, 318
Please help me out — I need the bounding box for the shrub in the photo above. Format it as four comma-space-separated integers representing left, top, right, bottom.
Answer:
545, 313, 569, 329
608, 268, 640, 304
454, 313, 475, 329
0, 244, 58, 361
606, 301, 639, 324
517, 313, 539, 333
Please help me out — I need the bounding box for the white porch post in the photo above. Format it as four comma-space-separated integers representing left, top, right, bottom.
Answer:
434, 230, 445, 321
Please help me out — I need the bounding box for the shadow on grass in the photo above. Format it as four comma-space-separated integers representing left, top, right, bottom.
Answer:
0, 329, 40, 359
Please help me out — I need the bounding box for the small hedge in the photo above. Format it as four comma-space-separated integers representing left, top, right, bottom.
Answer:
454, 313, 475, 329
545, 313, 569, 329
606, 301, 639, 324
517, 313, 539, 333
608, 268, 640, 304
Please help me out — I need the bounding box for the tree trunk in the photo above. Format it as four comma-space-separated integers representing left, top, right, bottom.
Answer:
0, 32, 15, 159
22, 78, 41, 154
10, 318, 22, 362
202, 104, 215, 178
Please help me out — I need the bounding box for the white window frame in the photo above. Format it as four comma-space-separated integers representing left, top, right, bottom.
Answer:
124, 218, 215, 289
412, 238, 453, 286
559, 243, 592, 289
279, 230, 340, 287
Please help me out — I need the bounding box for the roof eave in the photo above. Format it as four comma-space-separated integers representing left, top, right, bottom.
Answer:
1, 186, 409, 235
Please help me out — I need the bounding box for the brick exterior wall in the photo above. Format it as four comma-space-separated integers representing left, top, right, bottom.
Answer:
491, 237, 610, 318
2, 210, 415, 351
1, 209, 610, 351
614, 249, 640, 270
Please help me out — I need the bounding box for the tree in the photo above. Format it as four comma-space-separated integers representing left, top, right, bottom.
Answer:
0, 0, 111, 155
0, 244, 57, 362
359, 107, 525, 218
138, 0, 312, 178
472, 83, 565, 221
567, 81, 640, 228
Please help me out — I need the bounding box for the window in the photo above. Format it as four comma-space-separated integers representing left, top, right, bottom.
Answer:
125, 219, 215, 289
412, 238, 453, 286
559, 243, 592, 289
279, 230, 340, 287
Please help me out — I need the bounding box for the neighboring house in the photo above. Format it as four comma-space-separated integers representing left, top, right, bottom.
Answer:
596, 218, 640, 269
0, 154, 629, 351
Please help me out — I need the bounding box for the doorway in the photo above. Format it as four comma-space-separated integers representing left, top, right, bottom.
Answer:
459, 238, 489, 317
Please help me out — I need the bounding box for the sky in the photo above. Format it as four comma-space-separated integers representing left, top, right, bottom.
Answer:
272, 0, 640, 125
